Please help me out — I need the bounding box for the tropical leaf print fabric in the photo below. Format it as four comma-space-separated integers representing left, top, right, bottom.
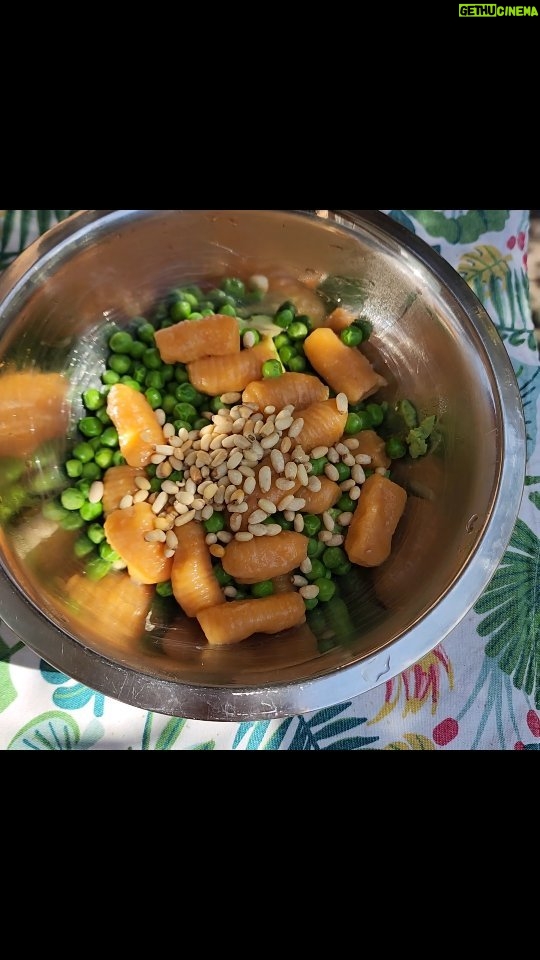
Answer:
0, 209, 537, 750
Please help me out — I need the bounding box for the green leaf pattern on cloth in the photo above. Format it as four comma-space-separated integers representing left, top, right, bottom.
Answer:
1, 209, 539, 749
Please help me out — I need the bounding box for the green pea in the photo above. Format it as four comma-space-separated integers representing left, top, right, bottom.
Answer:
74, 535, 95, 559
96, 406, 112, 425
145, 387, 163, 410
81, 461, 102, 481
128, 339, 147, 359
204, 512, 226, 534
288, 355, 307, 372
306, 558, 326, 581
251, 580, 274, 598
303, 514, 322, 537
78, 416, 103, 438
120, 378, 141, 391
102, 369, 120, 385
112, 451, 126, 466
87, 522, 106, 545
108, 353, 132, 375
366, 402, 384, 426
161, 364, 174, 382
337, 493, 356, 512
213, 563, 233, 586
340, 326, 363, 347
161, 393, 177, 414
137, 322, 156, 344
344, 412, 363, 435
334, 462, 351, 482
386, 437, 407, 459
180, 290, 201, 308
218, 303, 236, 317
76, 476, 92, 494
322, 546, 347, 570
274, 308, 294, 329
80, 500, 103, 522
310, 456, 328, 476
100, 427, 119, 448
273, 333, 290, 350
65, 458, 83, 478
149, 476, 163, 492
288, 321, 309, 340
60, 511, 85, 531
174, 364, 189, 384
156, 580, 174, 597
170, 300, 192, 321
145, 370, 164, 390
109, 331, 134, 353
307, 537, 326, 559
207, 288, 229, 308
334, 561, 352, 576
187, 312, 203, 321
315, 577, 336, 602
142, 347, 162, 370
173, 402, 197, 423
209, 395, 226, 413
221, 277, 245, 300
175, 382, 200, 405
85, 557, 111, 581
262, 360, 283, 379
193, 417, 211, 430
279, 345, 297, 365
82, 388, 105, 411
303, 597, 319, 611
99, 542, 121, 563
94, 447, 114, 469
61, 487, 86, 511
130, 364, 147, 385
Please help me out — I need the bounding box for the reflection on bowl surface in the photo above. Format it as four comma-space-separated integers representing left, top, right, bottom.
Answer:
0, 210, 526, 720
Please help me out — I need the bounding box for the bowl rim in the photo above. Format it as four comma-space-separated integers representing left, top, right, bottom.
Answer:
0, 209, 527, 720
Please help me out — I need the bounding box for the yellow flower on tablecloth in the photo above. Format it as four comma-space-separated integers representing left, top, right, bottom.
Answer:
369, 646, 454, 723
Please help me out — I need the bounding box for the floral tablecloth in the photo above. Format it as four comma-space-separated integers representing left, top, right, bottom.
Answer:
0, 209, 537, 751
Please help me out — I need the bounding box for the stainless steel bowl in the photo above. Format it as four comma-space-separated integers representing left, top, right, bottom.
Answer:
0, 209, 526, 720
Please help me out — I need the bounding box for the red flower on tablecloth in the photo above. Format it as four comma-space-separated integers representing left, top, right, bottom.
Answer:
526, 710, 540, 737
369, 646, 454, 723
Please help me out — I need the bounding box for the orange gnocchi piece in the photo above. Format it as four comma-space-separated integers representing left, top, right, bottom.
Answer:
344, 473, 407, 567
304, 327, 387, 403
106, 383, 163, 468
104, 501, 173, 584
0, 370, 69, 459
222, 530, 308, 583
299, 475, 341, 515
154, 313, 240, 364
197, 592, 306, 646
294, 398, 348, 453
63, 570, 154, 652
170, 519, 225, 617
187, 340, 277, 395
242, 371, 328, 410
102, 464, 145, 516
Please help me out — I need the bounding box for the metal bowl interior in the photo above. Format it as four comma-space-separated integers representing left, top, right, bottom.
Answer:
0, 210, 526, 720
